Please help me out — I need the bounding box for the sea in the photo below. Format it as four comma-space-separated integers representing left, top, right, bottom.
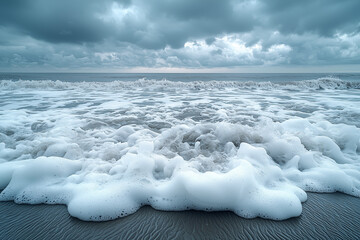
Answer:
0, 72, 359, 221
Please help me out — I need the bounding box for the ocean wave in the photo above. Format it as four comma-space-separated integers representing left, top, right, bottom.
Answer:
0, 75, 359, 222
0, 77, 359, 90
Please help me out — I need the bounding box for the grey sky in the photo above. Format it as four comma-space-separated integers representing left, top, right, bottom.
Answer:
0, 0, 359, 72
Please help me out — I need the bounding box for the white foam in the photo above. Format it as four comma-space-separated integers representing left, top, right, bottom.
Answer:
0, 78, 359, 221
0, 77, 359, 90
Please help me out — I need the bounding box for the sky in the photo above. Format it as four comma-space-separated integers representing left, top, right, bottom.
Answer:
0, 0, 360, 73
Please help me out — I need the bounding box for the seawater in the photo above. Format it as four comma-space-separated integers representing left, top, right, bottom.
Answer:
0, 73, 359, 221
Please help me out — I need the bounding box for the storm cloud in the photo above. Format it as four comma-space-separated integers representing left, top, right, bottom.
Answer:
0, 0, 359, 71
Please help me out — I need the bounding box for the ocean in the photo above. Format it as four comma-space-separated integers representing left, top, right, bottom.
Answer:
0, 73, 359, 221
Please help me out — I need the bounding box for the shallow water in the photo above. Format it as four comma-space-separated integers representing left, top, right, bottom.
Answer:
0, 74, 360, 221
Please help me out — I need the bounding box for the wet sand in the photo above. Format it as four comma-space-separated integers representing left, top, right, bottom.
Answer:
1, 193, 360, 240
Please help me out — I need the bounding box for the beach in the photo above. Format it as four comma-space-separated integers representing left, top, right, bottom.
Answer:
1, 192, 360, 240
0, 74, 360, 238
1, 0, 360, 237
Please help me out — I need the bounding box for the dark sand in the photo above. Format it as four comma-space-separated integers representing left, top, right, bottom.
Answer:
1, 193, 360, 240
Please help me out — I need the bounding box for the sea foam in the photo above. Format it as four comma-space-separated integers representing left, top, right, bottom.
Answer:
0, 78, 359, 221
0, 77, 359, 90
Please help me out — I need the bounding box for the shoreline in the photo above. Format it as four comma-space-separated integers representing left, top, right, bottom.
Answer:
1, 193, 360, 239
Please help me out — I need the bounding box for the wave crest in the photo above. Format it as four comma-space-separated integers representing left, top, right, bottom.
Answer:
0, 77, 358, 90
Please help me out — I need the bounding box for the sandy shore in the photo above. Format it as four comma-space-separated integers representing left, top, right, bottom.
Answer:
1, 193, 360, 240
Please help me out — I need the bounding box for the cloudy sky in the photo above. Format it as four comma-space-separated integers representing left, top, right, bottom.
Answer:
0, 0, 359, 72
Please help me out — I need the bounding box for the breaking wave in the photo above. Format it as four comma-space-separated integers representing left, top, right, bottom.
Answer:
0, 77, 359, 90
0, 75, 359, 221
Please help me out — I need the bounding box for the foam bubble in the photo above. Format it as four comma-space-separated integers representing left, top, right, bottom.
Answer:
0, 78, 359, 221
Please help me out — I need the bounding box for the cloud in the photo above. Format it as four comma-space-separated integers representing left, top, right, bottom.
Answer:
0, 0, 113, 43
0, 0, 359, 71
0, 0, 258, 48
260, 0, 360, 36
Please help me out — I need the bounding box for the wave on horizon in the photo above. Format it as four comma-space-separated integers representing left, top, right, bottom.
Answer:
0, 76, 359, 90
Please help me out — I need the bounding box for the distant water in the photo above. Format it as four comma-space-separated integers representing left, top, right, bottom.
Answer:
1, 72, 360, 82
0, 73, 359, 221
